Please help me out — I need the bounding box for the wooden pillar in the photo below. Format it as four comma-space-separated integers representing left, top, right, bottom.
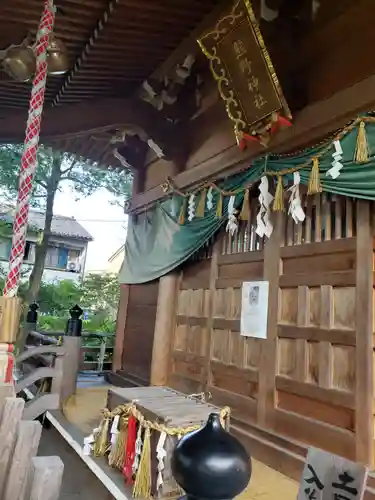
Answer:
59, 336, 81, 404
257, 212, 283, 429
150, 273, 179, 386
355, 200, 373, 465
113, 284, 130, 372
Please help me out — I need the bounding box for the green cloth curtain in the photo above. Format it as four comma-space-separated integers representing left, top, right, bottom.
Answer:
120, 166, 263, 284
120, 116, 375, 284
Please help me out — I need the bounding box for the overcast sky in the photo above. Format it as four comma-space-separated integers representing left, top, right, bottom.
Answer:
53, 186, 127, 272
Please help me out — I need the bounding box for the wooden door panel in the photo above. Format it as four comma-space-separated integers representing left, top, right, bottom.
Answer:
121, 281, 159, 383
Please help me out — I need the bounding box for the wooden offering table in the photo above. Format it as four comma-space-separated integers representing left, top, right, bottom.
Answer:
106, 386, 230, 498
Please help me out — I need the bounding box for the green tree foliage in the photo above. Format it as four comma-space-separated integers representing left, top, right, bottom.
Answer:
0, 144, 132, 207
37, 280, 82, 316
80, 273, 120, 313
31, 273, 119, 334
0, 144, 132, 301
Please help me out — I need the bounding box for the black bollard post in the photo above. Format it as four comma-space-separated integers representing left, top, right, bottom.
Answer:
61, 304, 84, 402
26, 302, 39, 325
172, 413, 251, 500
65, 304, 83, 337
23, 303, 39, 348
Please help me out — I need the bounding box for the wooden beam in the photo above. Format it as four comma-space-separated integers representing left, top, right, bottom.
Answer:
113, 284, 129, 372
257, 212, 283, 428
355, 201, 373, 465
129, 72, 375, 212
149, 0, 232, 82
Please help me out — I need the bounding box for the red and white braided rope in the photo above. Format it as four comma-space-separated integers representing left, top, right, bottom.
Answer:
3, 0, 55, 297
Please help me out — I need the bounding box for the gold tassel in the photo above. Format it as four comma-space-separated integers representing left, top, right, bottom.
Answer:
216, 193, 223, 218
272, 176, 285, 211
133, 426, 152, 499
354, 121, 370, 163
93, 416, 111, 457
178, 198, 187, 225
308, 157, 322, 194
196, 189, 206, 217
239, 189, 250, 220
108, 416, 128, 469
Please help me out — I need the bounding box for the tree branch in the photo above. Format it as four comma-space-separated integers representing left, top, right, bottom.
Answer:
61, 158, 77, 175
35, 179, 48, 190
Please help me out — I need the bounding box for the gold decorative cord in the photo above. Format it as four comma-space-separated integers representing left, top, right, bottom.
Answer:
160, 115, 374, 201
98, 402, 230, 437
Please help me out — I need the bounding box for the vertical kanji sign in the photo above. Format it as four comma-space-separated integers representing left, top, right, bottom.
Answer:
198, 0, 291, 142
297, 448, 368, 500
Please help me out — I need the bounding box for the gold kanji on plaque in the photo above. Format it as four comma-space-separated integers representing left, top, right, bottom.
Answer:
197, 0, 292, 148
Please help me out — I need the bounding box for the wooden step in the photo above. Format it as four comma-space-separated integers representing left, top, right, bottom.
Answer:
104, 370, 148, 388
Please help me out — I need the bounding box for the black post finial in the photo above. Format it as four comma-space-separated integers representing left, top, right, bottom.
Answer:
171, 413, 251, 500
65, 304, 83, 337
26, 302, 39, 324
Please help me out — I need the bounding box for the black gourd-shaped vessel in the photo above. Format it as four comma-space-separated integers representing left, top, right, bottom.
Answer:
172, 413, 251, 500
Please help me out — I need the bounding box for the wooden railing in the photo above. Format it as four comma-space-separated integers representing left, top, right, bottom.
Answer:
15, 342, 65, 420
28, 330, 114, 373
192, 192, 358, 260
15, 316, 82, 419
282, 192, 357, 247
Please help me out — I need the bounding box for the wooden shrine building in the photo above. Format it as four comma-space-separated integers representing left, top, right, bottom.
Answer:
2, 0, 375, 486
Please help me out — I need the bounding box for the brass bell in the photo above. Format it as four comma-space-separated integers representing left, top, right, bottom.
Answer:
2, 45, 36, 82
47, 36, 69, 76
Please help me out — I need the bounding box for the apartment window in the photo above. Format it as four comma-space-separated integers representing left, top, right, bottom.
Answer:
45, 246, 59, 268
24, 241, 31, 261
0, 239, 10, 260
57, 248, 69, 269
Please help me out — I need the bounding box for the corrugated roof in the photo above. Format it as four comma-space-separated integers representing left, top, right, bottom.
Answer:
0, 208, 93, 241
0, 0, 222, 168
0, 0, 221, 110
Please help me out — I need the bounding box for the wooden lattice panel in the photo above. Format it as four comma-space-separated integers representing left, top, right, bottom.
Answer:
166, 199, 373, 465
275, 238, 358, 457
170, 258, 211, 394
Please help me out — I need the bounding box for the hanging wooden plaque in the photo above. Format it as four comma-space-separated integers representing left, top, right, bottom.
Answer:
198, 0, 291, 144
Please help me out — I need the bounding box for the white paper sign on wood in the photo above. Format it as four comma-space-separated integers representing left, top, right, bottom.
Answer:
297, 448, 368, 500
240, 281, 269, 339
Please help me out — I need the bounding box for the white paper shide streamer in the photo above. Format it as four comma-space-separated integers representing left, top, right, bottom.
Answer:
327, 140, 343, 179
133, 426, 143, 474
226, 195, 238, 236
110, 415, 120, 449
156, 431, 167, 492
256, 176, 274, 238
206, 186, 214, 211
83, 426, 99, 456
288, 172, 305, 223
188, 194, 196, 222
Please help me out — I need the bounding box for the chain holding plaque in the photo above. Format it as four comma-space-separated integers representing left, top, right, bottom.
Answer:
198, 0, 292, 148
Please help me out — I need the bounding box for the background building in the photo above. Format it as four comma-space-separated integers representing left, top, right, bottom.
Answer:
0, 208, 93, 283
106, 244, 124, 275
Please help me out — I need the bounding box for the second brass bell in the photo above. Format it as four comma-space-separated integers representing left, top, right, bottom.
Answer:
47, 36, 69, 76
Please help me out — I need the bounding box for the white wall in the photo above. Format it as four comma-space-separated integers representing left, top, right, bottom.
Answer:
0, 262, 82, 284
